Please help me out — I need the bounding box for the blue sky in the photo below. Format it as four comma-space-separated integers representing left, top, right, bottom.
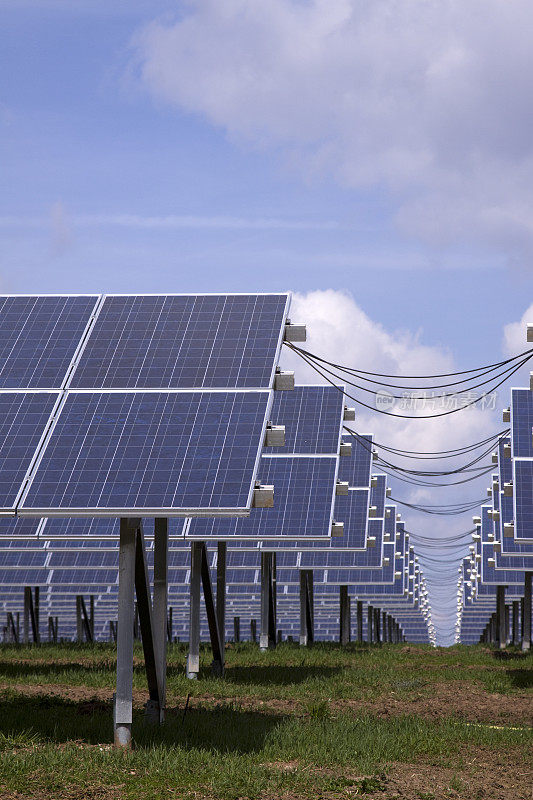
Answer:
2, 1, 533, 641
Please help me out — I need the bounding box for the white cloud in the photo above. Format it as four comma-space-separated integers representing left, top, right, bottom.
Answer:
133, 0, 533, 261
503, 304, 533, 356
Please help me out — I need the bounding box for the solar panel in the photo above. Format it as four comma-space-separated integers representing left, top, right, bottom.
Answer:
513, 459, 533, 541
0, 517, 41, 537
18, 390, 270, 516
70, 294, 289, 389
269, 386, 343, 453
0, 295, 98, 389
511, 388, 533, 457
339, 433, 373, 486
187, 456, 338, 539
0, 392, 59, 514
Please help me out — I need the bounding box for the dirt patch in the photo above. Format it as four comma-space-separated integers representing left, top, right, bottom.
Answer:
338, 679, 533, 726
1, 679, 532, 726
383, 746, 532, 800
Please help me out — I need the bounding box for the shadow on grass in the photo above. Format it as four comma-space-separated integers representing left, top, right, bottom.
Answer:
220, 665, 342, 685
0, 693, 285, 753
491, 650, 529, 661
0, 659, 142, 681
506, 669, 533, 689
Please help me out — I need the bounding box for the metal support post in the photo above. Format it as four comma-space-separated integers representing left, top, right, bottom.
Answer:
114, 518, 137, 748
233, 616, 240, 642
23, 588, 30, 644
505, 604, 511, 644
167, 607, 173, 642
523, 572, 532, 651
339, 585, 349, 646
187, 542, 202, 679
216, 542, 226, 648
367, 605, 373, 643
356, 600, 363, 643
260, 552, 276, 650
496, 585, 506, 649
388, 615, 393, 643
76, 596, 83, 642
250, 619, 257, 642
512, 601, 520, 646
382, 612, 387, 643
299, 570, 314, 646
199, 542, 224, 676
374, 608, 381, 644
151, 518, 168, 722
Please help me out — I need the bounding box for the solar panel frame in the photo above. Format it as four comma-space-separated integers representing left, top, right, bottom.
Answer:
69, 293, 291, 390
0, 294, 100, 390
17, 389, 273, 518
0, 391, 61, 516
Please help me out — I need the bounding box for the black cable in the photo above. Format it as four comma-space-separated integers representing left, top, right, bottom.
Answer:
289, 344, 530, 420
287, 343, 531, 404
286, 341, 533, 380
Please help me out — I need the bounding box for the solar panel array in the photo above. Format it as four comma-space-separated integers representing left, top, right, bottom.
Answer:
457, 384, 533, 644
0, 295, 432, 645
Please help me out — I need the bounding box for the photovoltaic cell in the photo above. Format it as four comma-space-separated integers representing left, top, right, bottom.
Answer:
339, 433, 372, 487
20, 391, 269, 514
71, 294, 288, 389
269, 386, 343, 453
511, 388, 533, 457
513, 459, 533, 540
187, 456, 338, 539
0, 296, 98, 388
0, 392, 59, 513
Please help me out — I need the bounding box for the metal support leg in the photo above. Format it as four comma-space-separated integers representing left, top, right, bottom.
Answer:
496, 585, 506, 649
299, 571, 308, 646
339, 586, 350, 646
250, 619, 257, 642
374, 608, 381, 644
114, 518, 137, 748
233, 616, 240, 642
33, 588, 39, 644
187, 541, 202, 678
23, 587, 30, 644
199, 542, 224, 676
89, 595, 95, 641
367, 605, 373, 643
260, 552, 271, 651
76, 596, 83, 642
512, 601, 520, 646
356, 600, 363, 643
523, 572, 532, 652
152, 518, 168, 722
216, 542, 226, 648
136, 522, 165, 723
382, 612, 387, 643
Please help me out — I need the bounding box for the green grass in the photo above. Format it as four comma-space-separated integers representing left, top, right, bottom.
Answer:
0, 640, 531, 700
0, 642, 531, 799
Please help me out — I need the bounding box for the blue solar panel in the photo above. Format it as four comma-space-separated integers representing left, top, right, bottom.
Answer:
269, 386, 343, 453
513, 459, 533, 540
339, 433, 372, 486
498, 437, 512, 483
511, 388, 533, 457
0, 518, 41, 537
0, 392, 59, 513
371, 474, 387, 517
40, 517, 187, 539
70, 294, 288, 389
187, 456, 338, 539
20, 390, 270, 514
0, 296, 98, 389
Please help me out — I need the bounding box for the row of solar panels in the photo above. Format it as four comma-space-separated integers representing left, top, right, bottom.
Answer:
0, 294, 432, 644
1, 383, 431, 642
457, 375, 533, 644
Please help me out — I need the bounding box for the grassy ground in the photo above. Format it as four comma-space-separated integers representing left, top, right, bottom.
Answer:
0, 642, 531, 799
